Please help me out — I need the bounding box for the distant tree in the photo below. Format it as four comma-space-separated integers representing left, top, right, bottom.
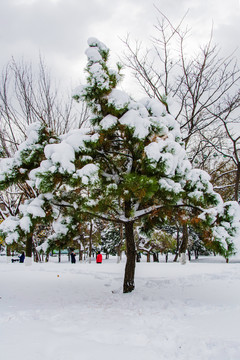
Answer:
136, 227, 176, 262
100, 223, 123, 258
201, 117, 240, 203
0, 57, 88, 151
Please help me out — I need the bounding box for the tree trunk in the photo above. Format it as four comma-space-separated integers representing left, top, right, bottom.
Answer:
7, 245, 11, 256
173, 228, 180, 262
78, 243, 83, 261
32, 240, 40, 262
88, 221, 93, 264
153, 253, 159, 262
79, 250, 83, 261
235, 164, 240, 202
25, 234, 33, 266
79, 238, 83, 261
6, 245, 11, 263
34, 249, 40, 262
179, 224, 188, 254
26, 234, 33, 258
136, 252, 141, 262
58, 249, 61, 263
117, 223, 124, 263
179, 224, 188, 265
123, 221, 136, 293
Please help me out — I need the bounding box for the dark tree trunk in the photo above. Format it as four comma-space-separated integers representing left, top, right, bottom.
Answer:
26, 234, 33, 258
79, 236, 83, 261
123, 221, 136, 293
235, 164, 240, 202
6, 245, 11, 263
34, 250, 40, 262
7, 245, 11, 257
153, 253, 159, 262
89, 221, 93, 262
179, 224, 188, 264
58, 249, 61, 263
173, 228, 180, 262
179, 224, 188, 254
79, 250, 83, 261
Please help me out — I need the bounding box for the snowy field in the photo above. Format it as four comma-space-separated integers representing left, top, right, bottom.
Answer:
1, 254, 240, 360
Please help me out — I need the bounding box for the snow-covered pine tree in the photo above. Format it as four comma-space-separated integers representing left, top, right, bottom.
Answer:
0, 123, 57, 263
33, 38, 240, 292
100, 222, 122, 258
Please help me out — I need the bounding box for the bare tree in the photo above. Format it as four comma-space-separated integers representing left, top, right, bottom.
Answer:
0, 56, 89, 156
122, 10, 240, 151
201, 106, 240, 202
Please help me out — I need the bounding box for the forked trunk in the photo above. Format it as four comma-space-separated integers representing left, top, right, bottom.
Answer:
123, 221, 136, 293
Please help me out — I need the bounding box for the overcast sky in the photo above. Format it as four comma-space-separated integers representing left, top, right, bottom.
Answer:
1, 0, 239, 95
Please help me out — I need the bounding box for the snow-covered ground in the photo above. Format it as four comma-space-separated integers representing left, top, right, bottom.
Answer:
1, 254, 240, 360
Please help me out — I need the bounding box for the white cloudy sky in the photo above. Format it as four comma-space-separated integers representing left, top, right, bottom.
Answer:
1, 0, 239, 94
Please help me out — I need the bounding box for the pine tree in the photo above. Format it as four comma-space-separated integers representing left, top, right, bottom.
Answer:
0, 123, 57, 262
35, 38, 240, 292
1, 38, 239, 291
100, 223, 122, 257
